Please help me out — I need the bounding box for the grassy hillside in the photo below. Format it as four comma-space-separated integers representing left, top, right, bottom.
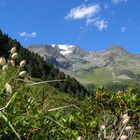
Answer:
0, 30, 89, 98
75, 67, 113, 85
0, 46, 140, 139
29, 44, 140, 90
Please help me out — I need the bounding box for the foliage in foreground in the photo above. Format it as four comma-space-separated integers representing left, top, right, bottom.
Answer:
0, 48, 140, 140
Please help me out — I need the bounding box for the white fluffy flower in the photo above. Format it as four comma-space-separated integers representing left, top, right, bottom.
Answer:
122, 113, 129, 119
11, 53, 18, 60
125, 126, 133, 132
10, 47, 16, 54
2, 65, 8, 71
5, 83, 12, 93
19, 71, 27, 77
10, 60, 15, 67
0, 57, 6, 66
20, 60, 26, 67
123, 117, 130, 125
77, 136, 83, 140
101, 125, 105, 130
120, 135, 128, 140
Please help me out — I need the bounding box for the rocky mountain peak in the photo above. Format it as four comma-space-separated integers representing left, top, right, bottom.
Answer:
106, 45, 129, 55
56, 44, 75, 55
28, 44, 140, 85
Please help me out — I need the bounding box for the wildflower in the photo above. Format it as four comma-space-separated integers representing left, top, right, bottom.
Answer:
77, 136, 83, 140
117, 90, 123, 96
98, 133, 101, 138
0, 57, 6, 66
123, 117, 130, 125
101, 125, 105, 130
19, 71, 27, 77
120, 135, 128, 140
5, 83, 12, 93
10, 47, 16, 54
122, 113, 129, 120
95, 91, 102, 100
10, 60, 15, 67
125, 126, 133, 132
2, 65, 8, 71
11, 53, 18, 60
20, 60, 26, 67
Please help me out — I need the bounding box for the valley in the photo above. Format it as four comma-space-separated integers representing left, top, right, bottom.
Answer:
28, 44, 140, 85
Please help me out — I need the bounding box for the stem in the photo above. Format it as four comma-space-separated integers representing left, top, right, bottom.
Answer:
25, 79, 66, 86
0, 112, 21, 140
116, 124, 127, 140
46, 116, 65, 128
47, 104, 80, 112
0, 67, 20, 94
0, 92, 18, 111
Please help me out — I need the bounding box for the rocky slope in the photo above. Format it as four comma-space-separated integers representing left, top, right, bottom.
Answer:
28, 44, 140, 85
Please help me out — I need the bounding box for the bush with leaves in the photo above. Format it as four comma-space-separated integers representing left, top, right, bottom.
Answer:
0, 47, 47, 139
0, 47, 140, 140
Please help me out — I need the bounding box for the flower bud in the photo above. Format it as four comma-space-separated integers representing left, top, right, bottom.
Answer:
19, 71, 27, 77
122, 113, 129, 119
77, 136, 83, 140
10, 60, 15, 67
11, 53, 18, 60
2, 65, 8, 71
120, 135, 128, 140
10, 47, 16, 54
5, 83, 12, 93
101, 125, 105, 130
20, 60, 26, 67
125, 126, 133, 132
123, 117, 130, 125
0, 57, 6, 66
117, 90, 123, 96
98, 133, 101, 138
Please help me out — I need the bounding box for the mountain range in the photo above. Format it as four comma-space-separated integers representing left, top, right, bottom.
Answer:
28, 44, 140, 85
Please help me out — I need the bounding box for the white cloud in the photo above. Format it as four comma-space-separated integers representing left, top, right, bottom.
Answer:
65, 3, 108, 32
19, 32, 29, 37
121, 26, 127, 32
65, 4, 100, 20
19, 31, 37, 39
86, 18, 108, 31
95, 20, 108, 31
112, 0, 128, 4
31, 32, 37, 38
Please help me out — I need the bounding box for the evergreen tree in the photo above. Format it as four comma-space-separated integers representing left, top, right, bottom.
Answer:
0, 30, 89, 98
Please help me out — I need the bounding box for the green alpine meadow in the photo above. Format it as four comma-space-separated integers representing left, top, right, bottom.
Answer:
0, 0, 140, 139
0, 31, 140, 139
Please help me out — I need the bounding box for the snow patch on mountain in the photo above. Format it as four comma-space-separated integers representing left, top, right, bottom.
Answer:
52, 44, 55, 47
58, 44, 74, 55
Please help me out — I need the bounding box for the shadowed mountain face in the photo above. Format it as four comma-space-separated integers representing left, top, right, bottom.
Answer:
28, 44, 140, 85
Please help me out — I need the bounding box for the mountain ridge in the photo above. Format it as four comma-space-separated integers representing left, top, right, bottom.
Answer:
28, 44, 140, 85
0, 31, 89, 97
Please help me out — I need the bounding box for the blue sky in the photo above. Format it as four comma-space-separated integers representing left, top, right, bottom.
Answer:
0, 0, 140, 53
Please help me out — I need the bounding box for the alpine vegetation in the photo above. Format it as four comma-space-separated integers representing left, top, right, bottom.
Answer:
0, 33, 140, 139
